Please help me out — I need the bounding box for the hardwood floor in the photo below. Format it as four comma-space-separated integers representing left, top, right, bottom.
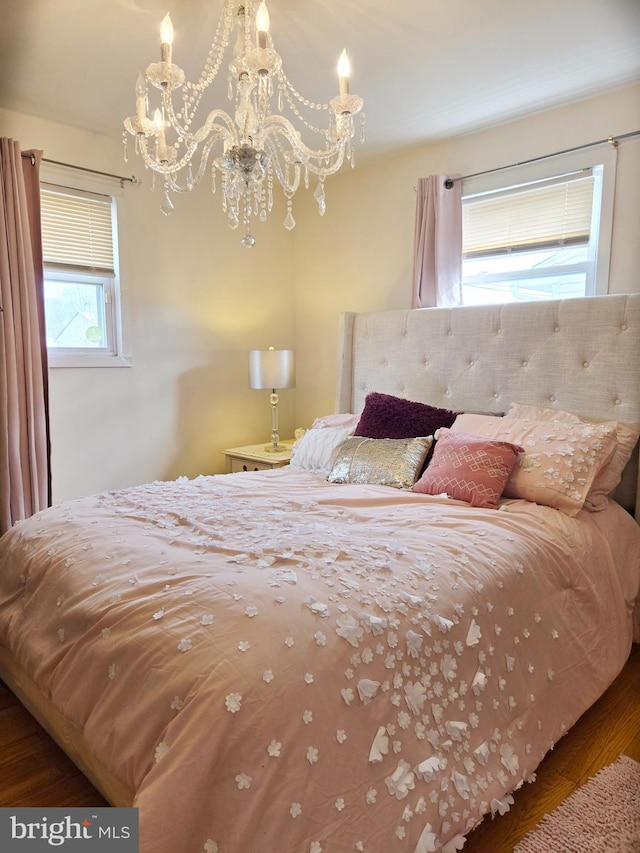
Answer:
0, 688, 108, 808
0, 645, 639, 850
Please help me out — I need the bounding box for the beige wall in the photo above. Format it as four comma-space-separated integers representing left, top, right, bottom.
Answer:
0, 108, 296, 502
292, 82, 640, 427
2, 82, 639, 502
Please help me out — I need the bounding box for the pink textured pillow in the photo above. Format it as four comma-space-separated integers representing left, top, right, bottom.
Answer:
452, 413, 619, 516
413, 428, 523, 509
505, 403, 640, 511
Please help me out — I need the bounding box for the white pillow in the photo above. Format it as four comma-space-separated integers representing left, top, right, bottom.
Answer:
289, 426, 354, 472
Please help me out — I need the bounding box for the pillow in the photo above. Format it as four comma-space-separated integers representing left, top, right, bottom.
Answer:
505, 403, 640, 511
506, 403, 577, 424
311, 413, 361, 432
290, 426, 355, 473
413, 428, 523, 509
355, 392, 458, 441
327, 436, 433, 490
452, 413, 619, 516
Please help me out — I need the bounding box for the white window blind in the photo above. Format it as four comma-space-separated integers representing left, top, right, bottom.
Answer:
463, 172, 595, 258
40, 184, 114, 274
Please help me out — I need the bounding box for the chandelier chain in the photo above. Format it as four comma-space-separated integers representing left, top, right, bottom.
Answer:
277, 78, 331, 139
185, 5, 233, 95
281, 75, 329, 111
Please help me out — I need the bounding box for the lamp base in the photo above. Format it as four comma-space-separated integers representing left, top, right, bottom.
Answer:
264, 444, 288, 453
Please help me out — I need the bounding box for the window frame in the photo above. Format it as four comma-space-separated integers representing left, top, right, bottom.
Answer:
460, 145, 617, 305
40, 164, 131, 369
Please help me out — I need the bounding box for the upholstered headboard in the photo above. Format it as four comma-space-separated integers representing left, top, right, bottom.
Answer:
336, 295, 640, 517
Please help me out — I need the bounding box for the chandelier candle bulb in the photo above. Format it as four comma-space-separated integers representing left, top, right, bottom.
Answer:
160, 13, 174, 64
256, 2, 269, 49
338, 49, 350, 96
135, 74, 147, 120
153, 109, 168, 161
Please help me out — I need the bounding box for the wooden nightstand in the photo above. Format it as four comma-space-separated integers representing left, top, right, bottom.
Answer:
223, 441, 294, 473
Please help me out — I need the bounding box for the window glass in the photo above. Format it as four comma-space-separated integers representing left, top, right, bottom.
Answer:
44, 275, 107, 349
462, 245, 590, 305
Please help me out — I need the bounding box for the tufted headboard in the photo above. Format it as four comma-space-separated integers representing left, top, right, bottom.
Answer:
335, 294, 640, 517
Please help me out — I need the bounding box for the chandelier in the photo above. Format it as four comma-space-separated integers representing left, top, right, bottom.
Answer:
123, 0, 364, 246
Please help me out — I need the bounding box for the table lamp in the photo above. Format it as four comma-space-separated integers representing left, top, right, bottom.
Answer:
248, 347, 295, 452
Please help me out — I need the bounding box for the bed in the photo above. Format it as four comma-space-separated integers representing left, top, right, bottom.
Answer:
0, 294, 639, 853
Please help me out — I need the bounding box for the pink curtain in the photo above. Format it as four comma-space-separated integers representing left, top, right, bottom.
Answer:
412, 174, 463, 308
0, 138, 51, 535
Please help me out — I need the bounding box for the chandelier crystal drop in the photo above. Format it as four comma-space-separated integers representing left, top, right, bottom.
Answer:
123, 1, 364, 245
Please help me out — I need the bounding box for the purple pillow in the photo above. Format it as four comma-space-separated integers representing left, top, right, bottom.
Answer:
355, 392, 458, 440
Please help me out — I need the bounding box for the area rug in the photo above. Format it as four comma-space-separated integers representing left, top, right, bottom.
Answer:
514, 754, 640, 853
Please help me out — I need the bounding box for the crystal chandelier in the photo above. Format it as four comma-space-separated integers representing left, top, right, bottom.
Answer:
123, 1, 364, 246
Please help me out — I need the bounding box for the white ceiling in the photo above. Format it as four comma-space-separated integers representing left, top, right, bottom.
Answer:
1, 0, 639, 163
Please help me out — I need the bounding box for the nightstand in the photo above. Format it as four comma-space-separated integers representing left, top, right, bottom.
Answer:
223, 441, 294, 473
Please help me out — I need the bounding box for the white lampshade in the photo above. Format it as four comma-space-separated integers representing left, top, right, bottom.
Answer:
248, 348, 295, 390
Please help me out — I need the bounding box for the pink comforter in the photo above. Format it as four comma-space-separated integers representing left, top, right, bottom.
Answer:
0, 469, 638, 853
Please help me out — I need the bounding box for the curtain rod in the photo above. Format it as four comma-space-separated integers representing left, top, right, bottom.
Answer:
21, 152, 139, 186
443, 129, 640, 188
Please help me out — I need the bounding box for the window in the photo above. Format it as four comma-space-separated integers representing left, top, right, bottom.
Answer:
41, 180, 129, 367
461, 147, 616, 305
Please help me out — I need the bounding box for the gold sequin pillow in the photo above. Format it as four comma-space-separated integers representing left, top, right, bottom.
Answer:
327, 436, 433, 490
